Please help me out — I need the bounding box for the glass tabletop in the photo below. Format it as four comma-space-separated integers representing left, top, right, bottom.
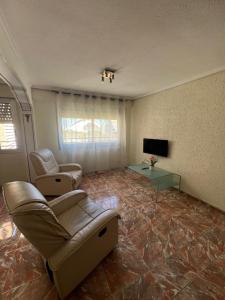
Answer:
128, 164, 172, 180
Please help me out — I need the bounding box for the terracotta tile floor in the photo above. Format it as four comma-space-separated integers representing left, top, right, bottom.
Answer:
1, 169, 225, 299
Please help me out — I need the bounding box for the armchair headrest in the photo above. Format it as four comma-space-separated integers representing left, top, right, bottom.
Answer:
31, 148, 54, 162
2, 181, 70, 258
30, 148, 59, 175
3, 181, 48, 213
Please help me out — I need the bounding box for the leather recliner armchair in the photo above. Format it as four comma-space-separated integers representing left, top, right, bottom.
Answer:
30, 148, 82, 196
3, 181, 119, 299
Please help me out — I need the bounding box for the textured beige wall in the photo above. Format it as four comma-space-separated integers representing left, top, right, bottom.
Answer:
129, 71, 225, 211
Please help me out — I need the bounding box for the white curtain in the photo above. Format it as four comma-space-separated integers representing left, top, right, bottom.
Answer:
57, 93, 127, 172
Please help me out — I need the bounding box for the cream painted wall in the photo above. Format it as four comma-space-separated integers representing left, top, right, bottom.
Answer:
0, 83, 13, 97
0, 84, 29, 186
32, 90, 61, 160
129, 71, 225, 211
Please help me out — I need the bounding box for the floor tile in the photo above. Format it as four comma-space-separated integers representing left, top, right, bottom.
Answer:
196, 255, 225, 293
67, 265, 112, 300
102, 235, 148, 294
0, 200, 7, 216
172, 212, 214, 237
3, 245, 46, 293
175, 235, 224, 272
1, 168, 225, 299
0, 249, 14, 293
174, 274, 225, 300
2, 274, 57, 300
202, 227, 225, 252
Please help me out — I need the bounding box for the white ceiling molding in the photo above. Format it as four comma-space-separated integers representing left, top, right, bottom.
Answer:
134, 66, 225, 100
0, 0, 225, 98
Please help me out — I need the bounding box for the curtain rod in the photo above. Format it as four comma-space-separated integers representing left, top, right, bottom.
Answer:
32, 86, 132, 101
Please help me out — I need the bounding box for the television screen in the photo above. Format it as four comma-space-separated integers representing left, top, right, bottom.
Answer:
143, 138, 168, 157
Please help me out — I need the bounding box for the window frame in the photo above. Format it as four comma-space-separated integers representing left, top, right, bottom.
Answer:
0, 98, 22, 153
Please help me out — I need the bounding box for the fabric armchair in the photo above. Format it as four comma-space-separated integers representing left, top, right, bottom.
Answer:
30, 148, 82, 196
3, 181, 119, 299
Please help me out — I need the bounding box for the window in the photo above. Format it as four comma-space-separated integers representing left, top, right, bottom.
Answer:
0, 102, 17, 150
61, 117, 118, 144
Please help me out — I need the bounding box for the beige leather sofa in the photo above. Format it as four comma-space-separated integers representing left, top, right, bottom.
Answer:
30, 148, 82, 196
3, 181, 119, 299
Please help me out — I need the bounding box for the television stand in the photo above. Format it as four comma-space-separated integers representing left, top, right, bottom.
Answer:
128, 163, 181, 202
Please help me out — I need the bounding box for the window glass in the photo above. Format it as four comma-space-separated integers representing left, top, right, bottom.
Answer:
62, 118, 118, 144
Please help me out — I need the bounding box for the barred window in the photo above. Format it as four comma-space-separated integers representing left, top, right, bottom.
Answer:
0, 102, 17, 150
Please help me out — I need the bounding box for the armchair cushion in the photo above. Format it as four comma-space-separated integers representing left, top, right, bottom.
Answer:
57, 198, 106, 236
49, 190, 88, 216
35, 173, 74, 196
59, 163, 82, 172
30, 148, 59, 175
67, 170, 82, 185
48, 209, 118, 271
36, 173, 73, 181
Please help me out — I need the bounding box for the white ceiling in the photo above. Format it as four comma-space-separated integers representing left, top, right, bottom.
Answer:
0, 0, 225, 98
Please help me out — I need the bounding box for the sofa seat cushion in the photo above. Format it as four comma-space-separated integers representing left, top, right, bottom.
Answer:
58, 198, 105, 236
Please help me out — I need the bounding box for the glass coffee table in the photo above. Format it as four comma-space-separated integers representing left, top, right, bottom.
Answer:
128, 164, 181, 201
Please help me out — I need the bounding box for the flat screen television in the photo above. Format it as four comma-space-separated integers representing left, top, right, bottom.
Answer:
143, 138, 168, 157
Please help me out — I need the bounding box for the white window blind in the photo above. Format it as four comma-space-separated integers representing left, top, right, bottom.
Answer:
0, 102, 17, 150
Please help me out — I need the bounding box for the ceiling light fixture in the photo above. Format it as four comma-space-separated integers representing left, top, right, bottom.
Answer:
101, 68, 115, 83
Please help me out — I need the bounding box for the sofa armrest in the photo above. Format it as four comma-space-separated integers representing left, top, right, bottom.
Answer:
48, 209, 119, 271
49, 190, 87, 216
59, 163, 82, 172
